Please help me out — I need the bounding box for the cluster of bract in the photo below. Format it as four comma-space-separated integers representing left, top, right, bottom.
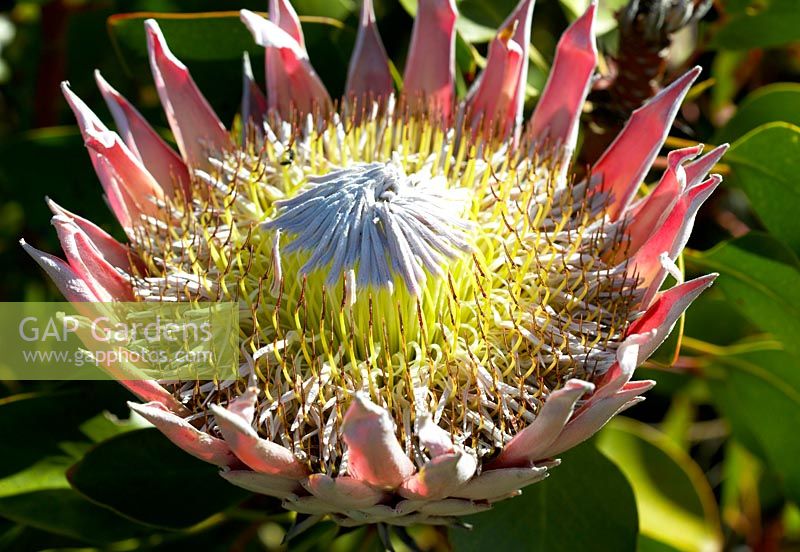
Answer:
23, 0, 725, 527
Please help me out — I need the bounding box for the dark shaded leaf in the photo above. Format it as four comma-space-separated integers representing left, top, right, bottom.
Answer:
68, 428, 250, 529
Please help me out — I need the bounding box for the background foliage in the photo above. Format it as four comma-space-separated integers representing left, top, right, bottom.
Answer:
0, 0, 799, 550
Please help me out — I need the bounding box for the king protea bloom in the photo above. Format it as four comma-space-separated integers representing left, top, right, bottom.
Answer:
23, 0, 725, 528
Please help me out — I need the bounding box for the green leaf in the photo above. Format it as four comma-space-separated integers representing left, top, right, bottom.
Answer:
79, 410, 150, 443
597, 419, 723, 552
714, 84, 800, 144
449, 442, 638, 552
0, 392, 154, 543
705, 348, 800, 504
0, 489, 148, 545
688, 233, 800, 356
558, 0, 628, 34
109, 12, 265, 65
710, 0, 800, 50
724, 123, 800, 254
67, 428, 250, 529
0, 389, 126, 478
682, 289, 759, 346
0, 453, 144, 544
291, 0, 354, 20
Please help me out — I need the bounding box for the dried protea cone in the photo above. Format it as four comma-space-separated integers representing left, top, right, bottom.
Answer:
23, 0, 726, 529
581, 0, 713, 165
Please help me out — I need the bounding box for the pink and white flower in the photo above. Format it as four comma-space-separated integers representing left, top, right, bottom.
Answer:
23, 0, 724, 527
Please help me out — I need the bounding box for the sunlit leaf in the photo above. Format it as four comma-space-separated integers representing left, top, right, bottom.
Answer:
724, 123, 800, 254
705, 348, 800, 504
597, 419, 722, 551
450, 442, 638, 552
714, 84, 800, 144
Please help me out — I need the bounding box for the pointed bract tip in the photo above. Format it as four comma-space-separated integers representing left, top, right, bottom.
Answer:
240, 9, 305, 55
580, 1, 597, 26
269, 0, 305, 47
663, 66, 701, 99
563, 378, 596, 394
361, 0, 376, 25
242, 51, 255, 78
94, 69, 117, 98
633, 65, 701, 118
145, 18, 187, 71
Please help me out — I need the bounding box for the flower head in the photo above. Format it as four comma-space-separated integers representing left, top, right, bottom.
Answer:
23, 0, 725, 528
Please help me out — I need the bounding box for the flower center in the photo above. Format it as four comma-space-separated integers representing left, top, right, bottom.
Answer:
128, 106, 638, 470
265, 161, 471, 299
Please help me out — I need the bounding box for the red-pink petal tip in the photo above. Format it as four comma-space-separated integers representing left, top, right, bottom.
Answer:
241, 52, 268, 139
240, 9, 332, 119
345, 0, 394, 103
466, 30, 525, 139
529, 2, 597, 153
51, 215, 133, 301
145, 19, 230, 169
269, 0, 305, 49
403, 0, 458, 117
94, 70, 190, 197
45, 197, 135, 272
593, 66, 702, 220
20, 239, 98, 303
129, 401, 237, 467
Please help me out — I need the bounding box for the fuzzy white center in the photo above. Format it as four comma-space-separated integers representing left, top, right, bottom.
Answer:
265, 162, 472, 296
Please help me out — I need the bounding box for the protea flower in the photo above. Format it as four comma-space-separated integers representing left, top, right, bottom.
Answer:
22, 0, 726, 529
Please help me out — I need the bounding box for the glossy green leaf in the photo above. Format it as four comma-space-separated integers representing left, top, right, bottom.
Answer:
597, 419, 723, 552
714, 84, 800, 144
705, 348, 800, 504
78, 410, 150, 443
449, 442, 638, 552
109, 12, 265, 65
688, 233, 800, 356
710, 0, 800, 50
67, 428, 250, 529
291, 0, 353, 20
724, 123, 800, 254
